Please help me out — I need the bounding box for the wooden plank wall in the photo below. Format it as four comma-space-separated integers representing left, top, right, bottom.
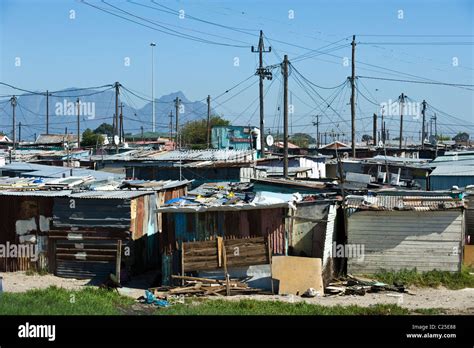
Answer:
183, 237, 269, 272
348, 210, 463, 273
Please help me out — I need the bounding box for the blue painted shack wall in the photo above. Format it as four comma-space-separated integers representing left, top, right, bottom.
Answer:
211, 125, 256, 150
430, 176, 474, 190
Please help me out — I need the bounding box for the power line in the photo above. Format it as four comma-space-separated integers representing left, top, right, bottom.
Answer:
358, 75, 474, 88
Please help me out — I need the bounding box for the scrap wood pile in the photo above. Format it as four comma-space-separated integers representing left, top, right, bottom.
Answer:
325, 275, 414, 296
149, 275, 266, 297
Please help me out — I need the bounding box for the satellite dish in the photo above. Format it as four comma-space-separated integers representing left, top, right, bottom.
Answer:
266, 134, 274, 146
113, 135, 119, 145
378, 140, 384, 147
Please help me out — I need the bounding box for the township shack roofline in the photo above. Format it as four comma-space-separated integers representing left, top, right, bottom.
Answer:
0, 189, 156, 200
157, 191, 301, 213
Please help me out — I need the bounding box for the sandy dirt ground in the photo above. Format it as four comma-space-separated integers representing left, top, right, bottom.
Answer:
222, 288, 474, 314
2, 272, 473, 314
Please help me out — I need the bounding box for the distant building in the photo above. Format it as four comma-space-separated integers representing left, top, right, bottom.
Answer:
211, 125, 260, 151
0, 135, 12, 143
35, 134, 79, 147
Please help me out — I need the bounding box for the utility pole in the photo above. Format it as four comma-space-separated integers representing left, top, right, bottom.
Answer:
114, 82, 120, 137
76, 98, 80, 149
421, 100, 427, 149
399, 93, 405, 149
282, 54, 289, 179
433, 113, 437, 138
373, 113, 377, 146
10, 96, 17, 150
141, 126, 144, 143
19, 122, 22, 144
313, 115, 320, 148
168, 110, 173, 143
46, 90, 49, 135
119, 102, 124, 144
174, 97, 181, 148
350, 35, 356, 158
150, 42, 156, 132
252, 30, 272, 158
206, 95, 211, 148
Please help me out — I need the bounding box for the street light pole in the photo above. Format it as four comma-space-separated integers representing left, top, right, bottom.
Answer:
150, 42, 156, 133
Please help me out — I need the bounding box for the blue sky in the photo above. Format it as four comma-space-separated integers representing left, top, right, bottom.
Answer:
0, 0, 473, 140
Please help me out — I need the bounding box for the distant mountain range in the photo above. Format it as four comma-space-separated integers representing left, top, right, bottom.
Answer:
0, 88, 217, 140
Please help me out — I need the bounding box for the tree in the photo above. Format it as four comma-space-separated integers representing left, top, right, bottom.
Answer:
289, 133, 315, 148
81, 128, 104, 147
181, 115, 229, 149
93, 123, 114, 136
453, 132, 469, 142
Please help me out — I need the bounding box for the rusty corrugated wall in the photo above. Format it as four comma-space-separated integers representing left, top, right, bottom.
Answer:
160, 207, 287, 255
0, 196, 53, 272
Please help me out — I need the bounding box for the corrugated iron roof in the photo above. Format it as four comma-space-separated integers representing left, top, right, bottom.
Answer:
346, 194, 464, 211
430, 165, 474, 177
149, 149, 256, 162
0, 190, 72, 197
68, 190, 155, 199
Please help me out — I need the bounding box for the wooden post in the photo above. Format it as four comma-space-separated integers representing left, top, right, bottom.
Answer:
217, 236, 223, 268
267, 238, 274, 294
115, 240, 122, 285
222, 241, 230, 296
181, 242, 185, 286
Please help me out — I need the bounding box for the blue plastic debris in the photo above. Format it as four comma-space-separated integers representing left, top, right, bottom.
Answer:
144, 290, 169, 307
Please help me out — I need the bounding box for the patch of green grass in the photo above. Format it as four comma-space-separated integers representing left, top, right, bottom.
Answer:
0, 286, 135, 315
155, 299, 411, 315
25, 268, 49, 276
371, 267, 474, 290
0, 288, 446, 315
413, 308, 444, 315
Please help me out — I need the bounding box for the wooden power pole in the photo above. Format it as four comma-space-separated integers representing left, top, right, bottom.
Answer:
282, 55, 289, 179
46, 90, 49, 135
175, 97, 181, 148
206, 95, 211, 148
252, 30, 272, 158
350, 35, 356, 158
399, 93, 405, 149
119, 103, 124, 144
373, 113, 377, 146
313, 115, 320, 148
10, 96, 17, 150
421, 100, 427, 149
114, 82, 120, 140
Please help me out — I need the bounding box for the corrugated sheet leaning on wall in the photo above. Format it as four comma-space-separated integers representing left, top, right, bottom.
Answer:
347, 210, 464, 273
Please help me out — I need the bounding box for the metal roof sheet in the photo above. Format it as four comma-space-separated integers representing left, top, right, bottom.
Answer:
0, 190, 72, 197
68, 190, 154, 199
430, 165, 474, 177
346, 194, 464, 211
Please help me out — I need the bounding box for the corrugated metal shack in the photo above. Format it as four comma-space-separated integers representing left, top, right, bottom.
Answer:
429, 165, 474, 190
0, 179, 189, 279
346, 192, 465, 273
156, 182, 342, 285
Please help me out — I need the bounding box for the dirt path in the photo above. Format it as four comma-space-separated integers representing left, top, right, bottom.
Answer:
0, 272, 90, 292
2, 272, 473, 314
223, 288, 474, 314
